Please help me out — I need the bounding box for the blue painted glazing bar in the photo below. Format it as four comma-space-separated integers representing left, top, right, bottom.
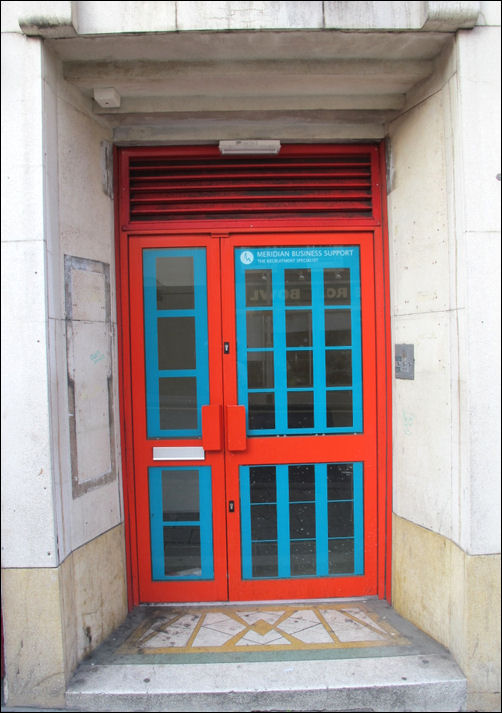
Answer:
315, 463, 329, 576
157, 369, 197, 377
199, 467, 214, 579
239, 467, 253, 579
156, 309, 197, 317
272, 269, 288, 434
311, 267, 327, 432
353, 462, 364, 575
193, 251, 209, 436
235, 267, 249, 424
143, 251, 161, 437
276, 465, 290, 577
350, 254, 363, 432
149, 467, 165, 580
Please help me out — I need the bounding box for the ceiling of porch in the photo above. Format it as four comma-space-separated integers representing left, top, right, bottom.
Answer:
47, 29, 454, 142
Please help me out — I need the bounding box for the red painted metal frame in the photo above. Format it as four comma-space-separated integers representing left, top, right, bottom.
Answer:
115, 143, 392, 607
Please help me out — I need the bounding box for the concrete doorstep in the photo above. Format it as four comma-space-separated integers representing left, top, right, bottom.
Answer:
65, 653, 466, 712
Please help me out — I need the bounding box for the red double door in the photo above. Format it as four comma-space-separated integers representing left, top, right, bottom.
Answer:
124, 230, 385, 603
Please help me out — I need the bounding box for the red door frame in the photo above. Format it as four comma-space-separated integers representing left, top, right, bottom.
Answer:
114, 143, 392, 608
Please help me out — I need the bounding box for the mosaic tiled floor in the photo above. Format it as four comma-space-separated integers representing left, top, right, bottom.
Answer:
118, 602, 409, 656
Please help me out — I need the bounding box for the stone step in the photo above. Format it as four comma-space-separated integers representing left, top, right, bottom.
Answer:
66, 654, 466, 712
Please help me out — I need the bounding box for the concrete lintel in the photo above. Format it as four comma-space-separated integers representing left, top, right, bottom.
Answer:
64, 58, 434, 85
19, 0, 79, 38
112, 117, 388, 144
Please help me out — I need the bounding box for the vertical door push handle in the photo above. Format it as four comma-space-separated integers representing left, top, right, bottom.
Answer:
201, 405, 223, 451
225, 405, 247, 451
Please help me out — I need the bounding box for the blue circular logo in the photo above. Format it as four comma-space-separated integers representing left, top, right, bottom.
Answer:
240, 250, 254, 265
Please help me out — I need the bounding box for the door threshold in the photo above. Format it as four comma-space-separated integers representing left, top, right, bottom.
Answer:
142, 594, 376, 607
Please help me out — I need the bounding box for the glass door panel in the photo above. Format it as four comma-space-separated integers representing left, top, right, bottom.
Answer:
234, 246, 363, 436
143, 249, 209, 438
149, 466, 214, 580
239, 462, 363, 580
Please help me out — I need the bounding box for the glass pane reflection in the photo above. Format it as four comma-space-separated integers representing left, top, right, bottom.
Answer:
247, 351, 275, 389
157, 317, 196, 370
250, 466, 276, 503
161, 469, 199, 521
326, 390, 353, 428
325, 310, 351, 346
248, 392, 275, 430
159, 377, 197, 430
247, 311, 274, 348
327, 464, 353, 500
328, 538, 354, 574
163, 525, 201, 576
246, 270, 272, 306
286, 310, 312, 347
285, 269, 312, 305
325, 350, 352, 387
252, 541, 278, 577
328, 501, 354, 538
291, 540, 316, 576
290, 503, 316, 539
288, 391, 314, 428
156, 257, 194, 310
287, 351, 313, 387
289, 465, 315, 502
251, 504, 277, 541
324, 268, 351, 305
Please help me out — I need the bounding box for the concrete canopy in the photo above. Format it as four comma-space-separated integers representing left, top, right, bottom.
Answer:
47, 28, 458, 142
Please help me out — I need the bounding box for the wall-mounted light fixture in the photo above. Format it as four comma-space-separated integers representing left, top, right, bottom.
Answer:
219, 140, 281, 155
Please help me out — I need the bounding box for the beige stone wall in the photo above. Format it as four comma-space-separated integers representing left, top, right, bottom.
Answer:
392, 514, 501, 711
1, 524, 127, 709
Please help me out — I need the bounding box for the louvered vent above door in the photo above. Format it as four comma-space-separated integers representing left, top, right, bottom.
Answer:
126, 146, 377, 224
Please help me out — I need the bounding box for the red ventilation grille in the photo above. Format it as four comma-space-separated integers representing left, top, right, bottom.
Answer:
127, 151, 374, 222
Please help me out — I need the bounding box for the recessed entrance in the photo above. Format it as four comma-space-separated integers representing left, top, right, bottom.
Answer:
116, 146, 391, 604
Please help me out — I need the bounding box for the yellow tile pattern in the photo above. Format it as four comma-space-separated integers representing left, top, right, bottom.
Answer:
119, 602, 409, 655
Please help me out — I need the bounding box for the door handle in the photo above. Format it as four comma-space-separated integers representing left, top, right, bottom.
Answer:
225, 405, 247, 451
202, 405, 223, 451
